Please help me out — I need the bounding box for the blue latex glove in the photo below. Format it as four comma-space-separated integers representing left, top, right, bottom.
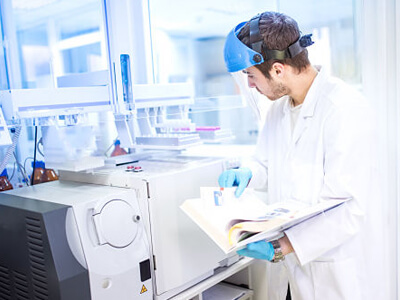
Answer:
237, 240, 275, 261
218, 168, 252, 198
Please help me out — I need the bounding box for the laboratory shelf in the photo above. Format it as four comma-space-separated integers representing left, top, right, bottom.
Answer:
202, 282, 253, 300
169, 257, 254, 300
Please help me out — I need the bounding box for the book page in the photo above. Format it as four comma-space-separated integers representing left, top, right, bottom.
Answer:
181, 187, 270, 253
181, 187, 347, 254
228, 218, 287, 246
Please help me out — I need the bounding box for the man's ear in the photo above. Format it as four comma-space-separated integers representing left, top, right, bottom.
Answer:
271, 62, 285, 78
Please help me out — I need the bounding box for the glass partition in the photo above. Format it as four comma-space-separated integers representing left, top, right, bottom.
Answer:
2, 0, 106, 89
0, 0, 109, 187
278, 0, 359, 85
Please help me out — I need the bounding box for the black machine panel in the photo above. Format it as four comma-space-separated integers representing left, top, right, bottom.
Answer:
0, 193, 91, 300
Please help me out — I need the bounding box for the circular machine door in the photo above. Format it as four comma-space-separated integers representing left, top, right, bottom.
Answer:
93, 199, 139, 248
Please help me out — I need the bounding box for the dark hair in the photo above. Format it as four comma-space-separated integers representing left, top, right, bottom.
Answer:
238, 11, 311, 79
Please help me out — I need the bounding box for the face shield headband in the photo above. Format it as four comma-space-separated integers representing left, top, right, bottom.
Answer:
224, 15, 314, 73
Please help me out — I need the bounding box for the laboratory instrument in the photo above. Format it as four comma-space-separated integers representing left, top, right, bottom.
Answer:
0, 181, 152, 300
60, 154, 238, 299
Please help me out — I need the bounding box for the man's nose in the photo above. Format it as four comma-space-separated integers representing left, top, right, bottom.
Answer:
247, 78, 256, 88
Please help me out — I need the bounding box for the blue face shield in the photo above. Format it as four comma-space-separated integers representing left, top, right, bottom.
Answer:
224, 16, 314, 122
223, 22, 264, 73
224, 17, 314, 73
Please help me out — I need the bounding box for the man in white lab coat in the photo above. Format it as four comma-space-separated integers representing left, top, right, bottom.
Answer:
219, 11, 382, 300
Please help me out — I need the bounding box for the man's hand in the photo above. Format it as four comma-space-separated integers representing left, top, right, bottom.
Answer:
218, 168, 252, 198
237, 235, 294, 261
237, 240, 275, 261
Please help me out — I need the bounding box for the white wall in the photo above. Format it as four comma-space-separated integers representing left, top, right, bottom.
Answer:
361, 0, 399, 298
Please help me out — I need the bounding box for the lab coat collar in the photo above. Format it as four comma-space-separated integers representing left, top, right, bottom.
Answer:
301, 67, 327, 117
282, 66, 327, 117
284, 67, 327, 146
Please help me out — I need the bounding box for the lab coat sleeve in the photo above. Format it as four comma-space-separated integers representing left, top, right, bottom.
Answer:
285, 97, 375, 265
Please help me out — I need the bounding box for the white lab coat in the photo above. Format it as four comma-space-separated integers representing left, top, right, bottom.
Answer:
246, 68, 381, 300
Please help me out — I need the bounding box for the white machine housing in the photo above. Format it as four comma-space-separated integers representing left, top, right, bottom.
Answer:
60, 154, 236, 300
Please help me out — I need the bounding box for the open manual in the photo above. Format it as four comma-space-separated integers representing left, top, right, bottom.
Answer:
180, 187, 347, 254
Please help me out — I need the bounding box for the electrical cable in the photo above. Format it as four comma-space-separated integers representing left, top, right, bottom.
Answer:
8, 161, 16, 181
30, 126, 38, 186
37, 137, 44, 157
13, 151, 29, 186
24, 157, 33, 173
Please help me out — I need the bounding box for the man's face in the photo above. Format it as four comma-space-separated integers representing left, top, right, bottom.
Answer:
243, 66, 289, 100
